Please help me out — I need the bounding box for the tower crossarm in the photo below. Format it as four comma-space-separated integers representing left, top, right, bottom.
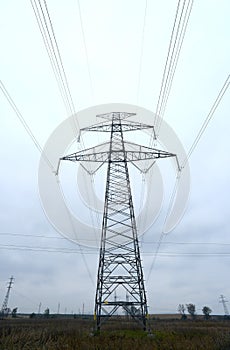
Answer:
80, 120, 155, 133
62, 149, 175, 162
60, 142, 176, 164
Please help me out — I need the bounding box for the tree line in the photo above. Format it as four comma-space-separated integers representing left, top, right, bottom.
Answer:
178, 304, 212, 320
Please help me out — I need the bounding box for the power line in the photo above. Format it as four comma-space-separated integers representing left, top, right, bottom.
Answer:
0, 244, 94, 254
43, 0, 76, 112
157, 0, 193, 133
30, 0, 72, 116
145, 168, 181, 283
181, 74, 230, 169
10, 0, 100, 285
55, 179, 95, 285
162, 171, 181, 229
1, 243, 230, 258
31, 0, 101, 239
147, 74, 230, 282
150, 252, 230, 257
0, 80, 94, 285
77, 0, 94, 103
146, 241, 230, 247
0, 80, 55, 172
143, 0, 193, 260
154, 0, 193, 136
0, 232, 66, 239
154, 0, 182, 132
30, 0, 78, 124
2, 232, 230, 247
146, 232, 164, 282
136, 0, 148, 106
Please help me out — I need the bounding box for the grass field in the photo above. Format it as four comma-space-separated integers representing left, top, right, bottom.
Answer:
0, 316, 230, 349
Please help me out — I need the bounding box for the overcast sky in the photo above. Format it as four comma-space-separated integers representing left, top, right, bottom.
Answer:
0, 0, 230, 316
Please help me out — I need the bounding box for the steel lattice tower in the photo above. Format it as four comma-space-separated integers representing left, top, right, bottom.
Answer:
220, 295, 229, 316
1, 276, 14, 317
60, 112, 176, 330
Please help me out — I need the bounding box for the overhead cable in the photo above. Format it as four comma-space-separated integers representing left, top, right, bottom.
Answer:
77, 0, 94, 103
154, 0, 193, 136
147, 74, 229, 283
0, 83, 94, 284
1, 243, 230, 257
181, 74, 230, 169
2, 232, 230, 246
30, 0, 78, 127
136, 0, 148, 106
0, 80, 55, 172
30, 0, 99, 284
146, 232, 164, 283
31, 0, 101, 237
144, 0, 193, 232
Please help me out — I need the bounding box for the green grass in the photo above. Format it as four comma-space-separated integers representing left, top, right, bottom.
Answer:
0, 317, 230, 349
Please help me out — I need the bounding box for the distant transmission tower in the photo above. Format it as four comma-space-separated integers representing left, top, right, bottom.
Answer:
219, 294, 229, 316
1, 276, 14, 317
60, 112, 176, 330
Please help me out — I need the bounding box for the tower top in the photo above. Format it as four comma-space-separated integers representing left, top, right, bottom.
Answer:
96, 112, 136, 121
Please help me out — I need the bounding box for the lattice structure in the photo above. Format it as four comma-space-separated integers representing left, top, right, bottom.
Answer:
1, 276, 14, 317
61, 112, 176, 330
220, 295, 229, 316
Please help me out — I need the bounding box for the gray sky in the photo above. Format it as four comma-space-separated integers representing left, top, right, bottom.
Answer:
0, 0, 230, 315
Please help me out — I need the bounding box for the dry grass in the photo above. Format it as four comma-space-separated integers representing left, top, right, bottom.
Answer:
0, 316, 230, 349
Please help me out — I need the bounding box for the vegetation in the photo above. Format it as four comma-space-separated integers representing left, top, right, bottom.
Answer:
186, 303, 196, 319
0, 316, 230, 349
178, 304, 187, 320
202, 306, 212, 319
44, 308, 50, 318
11, 308, 18, 318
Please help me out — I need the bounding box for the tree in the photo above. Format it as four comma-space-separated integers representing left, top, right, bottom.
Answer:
202, 306, 212, 320
178, 304, 187, 320
44, 308, 50, 318
11, 307, 18, 318
186, 303, 196, 319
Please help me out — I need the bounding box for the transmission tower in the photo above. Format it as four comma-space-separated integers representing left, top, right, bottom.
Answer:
1, 276, 14, 317
219, 294, 229, 316
60, 112, 176, 330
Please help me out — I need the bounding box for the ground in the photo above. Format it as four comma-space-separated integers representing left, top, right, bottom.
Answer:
0, 315, 230, 349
